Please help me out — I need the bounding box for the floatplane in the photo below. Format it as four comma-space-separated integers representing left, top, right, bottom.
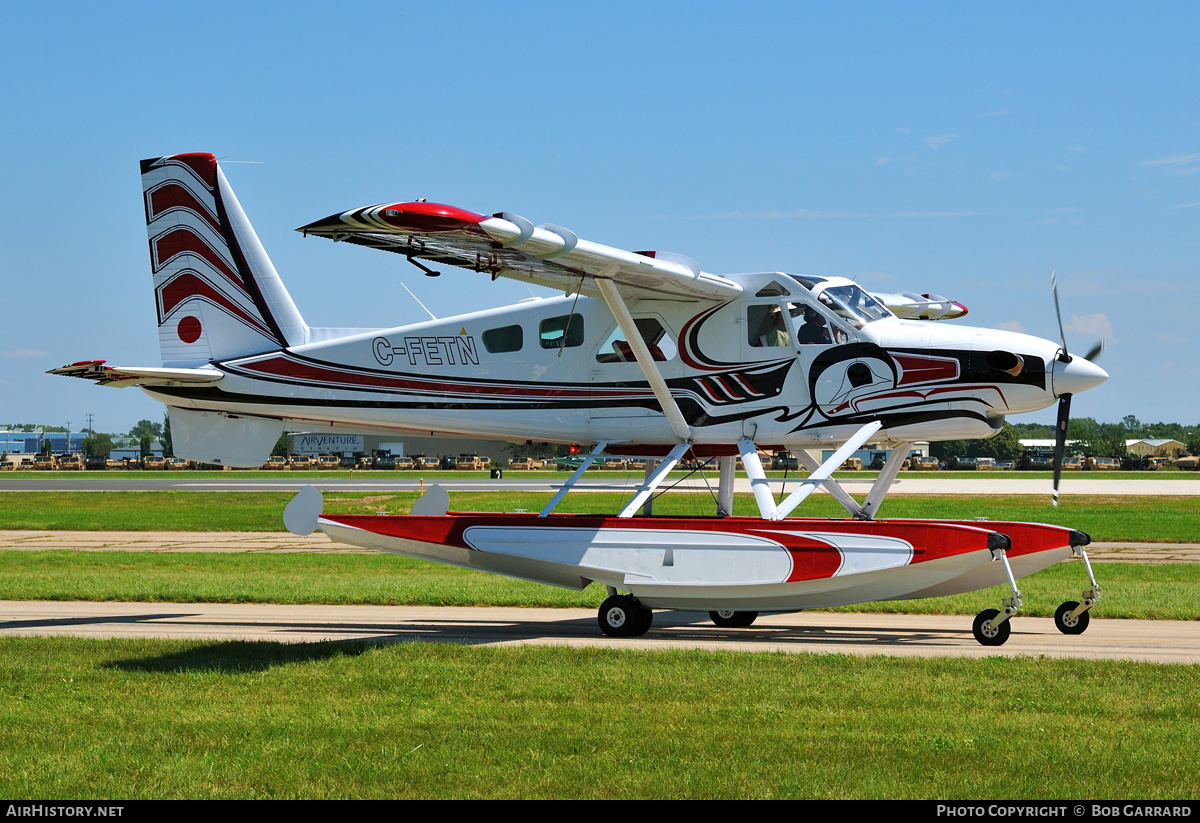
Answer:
52, 153, 1109, 645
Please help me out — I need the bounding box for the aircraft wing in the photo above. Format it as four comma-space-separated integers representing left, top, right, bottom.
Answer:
297, 202, 742, 303
48, 360, 224, 388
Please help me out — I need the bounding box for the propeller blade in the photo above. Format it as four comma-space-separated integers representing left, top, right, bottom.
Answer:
1052, 393, 1072, 507
1083, 338, 1105, 363
1051, 269, 1069, 361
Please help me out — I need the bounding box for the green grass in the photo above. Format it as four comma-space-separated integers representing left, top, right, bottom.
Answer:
0, 637, 1195, 799
2, 490, 1198, 542
1, 551, 1195, 619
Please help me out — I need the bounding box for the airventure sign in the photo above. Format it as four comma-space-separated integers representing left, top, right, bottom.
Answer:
294, 435, 365, 455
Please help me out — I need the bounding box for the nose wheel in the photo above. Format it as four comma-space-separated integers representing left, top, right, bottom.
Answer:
971, 545, 1021, 646
1054, 600, 1092, 635
1052, 541, 1100, 635
598, 594, 653, 637
972, 608, 1012, 646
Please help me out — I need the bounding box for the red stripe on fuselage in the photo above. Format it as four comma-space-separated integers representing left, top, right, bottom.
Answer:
238, 355, 659, 400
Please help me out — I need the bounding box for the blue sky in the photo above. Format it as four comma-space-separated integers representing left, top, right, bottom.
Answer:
2, 1, 1197, 436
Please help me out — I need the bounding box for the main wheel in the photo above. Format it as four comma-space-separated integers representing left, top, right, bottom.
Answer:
1054, 601, 1090, 635
972, 608, 1011, 646
709, 610, 759, 628
598, 595, 652, 638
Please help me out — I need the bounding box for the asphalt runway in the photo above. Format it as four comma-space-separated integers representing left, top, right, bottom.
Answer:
4, 475, 1200, 495
1, 601, 1195, 663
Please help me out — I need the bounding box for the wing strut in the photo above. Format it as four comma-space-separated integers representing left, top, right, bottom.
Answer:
739, 424, 883, 523
616, 442, 691, 518
738, 438, 779, 519
595, 277, 692, 443
794, 440, 913, 520
538, 441, 609, 517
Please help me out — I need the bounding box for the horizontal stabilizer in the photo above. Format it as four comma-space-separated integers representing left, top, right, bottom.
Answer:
47, 360, 223, 387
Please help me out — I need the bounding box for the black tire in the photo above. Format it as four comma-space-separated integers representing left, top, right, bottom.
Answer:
1054, 601, 1090, 635
598, 595, 652, 638
709, 610, 759, 628
972, 608, 1011, 646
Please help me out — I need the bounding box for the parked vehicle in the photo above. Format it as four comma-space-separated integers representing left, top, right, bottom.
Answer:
289, 454, 313, 470
143, 455, 167, 470
32, 454, 57, 470
58, 453, 86, 470
263, 455, 289, 470
773, 452, 800, 471
455, 454, 483, 470
840, 457, 863, 471
1083, 456, 1120, 471
317, 454, 340, 470
168, 457, 192, 470
507, 456, 543, 470
394, 456, 415, 470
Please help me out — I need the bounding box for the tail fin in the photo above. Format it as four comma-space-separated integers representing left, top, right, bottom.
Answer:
142, 153, 309, 366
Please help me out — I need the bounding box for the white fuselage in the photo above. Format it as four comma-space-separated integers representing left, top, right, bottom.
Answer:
145, 271, 1099, 449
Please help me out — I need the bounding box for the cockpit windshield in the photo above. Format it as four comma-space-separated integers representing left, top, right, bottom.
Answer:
818, 285, 891, 325
785, 275, 892, 326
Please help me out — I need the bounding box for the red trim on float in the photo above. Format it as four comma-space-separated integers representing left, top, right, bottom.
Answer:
319, 513, 1006, 580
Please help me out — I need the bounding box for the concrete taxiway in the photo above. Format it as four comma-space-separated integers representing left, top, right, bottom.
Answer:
1, 600, 1196, 663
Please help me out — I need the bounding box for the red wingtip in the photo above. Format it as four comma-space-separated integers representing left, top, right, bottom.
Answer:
378, 202, 485, 232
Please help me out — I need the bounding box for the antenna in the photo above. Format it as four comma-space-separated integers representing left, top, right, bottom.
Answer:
398, 280, 438, 321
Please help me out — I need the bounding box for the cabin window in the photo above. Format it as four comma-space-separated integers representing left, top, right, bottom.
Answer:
596, 317, 677, 363
748, 304, 792, 347
482, 324, 523, 353
539, 313, 585, 350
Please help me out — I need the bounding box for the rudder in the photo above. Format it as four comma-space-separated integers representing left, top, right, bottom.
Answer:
142, 153, 309, 366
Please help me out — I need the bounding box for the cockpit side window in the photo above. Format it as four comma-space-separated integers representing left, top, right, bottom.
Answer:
596, 317, 678, 363
791, 302, 833, 345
